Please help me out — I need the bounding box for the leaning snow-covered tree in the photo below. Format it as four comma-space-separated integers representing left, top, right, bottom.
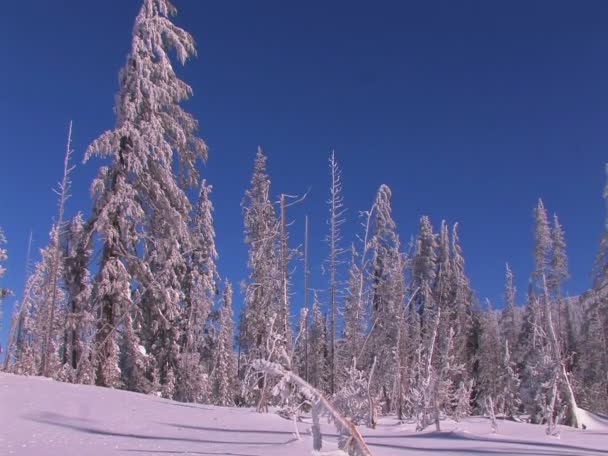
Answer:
84, 0, 207, 392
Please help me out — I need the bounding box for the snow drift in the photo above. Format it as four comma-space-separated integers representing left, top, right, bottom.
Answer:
1, 373, 607, 456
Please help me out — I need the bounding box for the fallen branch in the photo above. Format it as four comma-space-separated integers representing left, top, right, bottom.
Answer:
252, 359, 372, 456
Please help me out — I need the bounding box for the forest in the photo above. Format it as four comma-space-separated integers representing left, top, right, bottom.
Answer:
1, 0, 607, 445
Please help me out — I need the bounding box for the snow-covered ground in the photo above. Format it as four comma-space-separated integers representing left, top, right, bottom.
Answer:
1, 373, 607, 456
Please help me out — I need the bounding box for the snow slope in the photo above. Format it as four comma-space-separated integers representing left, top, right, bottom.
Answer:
1, 373, 607, 455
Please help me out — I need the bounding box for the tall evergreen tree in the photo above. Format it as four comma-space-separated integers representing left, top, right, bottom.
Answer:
175, 180, 218, 402
500, 263, 519, 355
212, 281, 237, 406
533, 199, 552, 281
367, 185, 405, 413
477, 301, 502, 416
411, 216, 437, 325
61, 213, 94, 383
308, 292, 329, 392
240, 149, 281, 358
340, 244, 366, 371
84, 0, 206, 390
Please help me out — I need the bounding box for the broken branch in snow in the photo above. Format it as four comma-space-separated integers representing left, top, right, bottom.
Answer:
251, 359, 372, 456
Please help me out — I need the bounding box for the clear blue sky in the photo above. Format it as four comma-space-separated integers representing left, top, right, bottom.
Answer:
1, 0, 608, 345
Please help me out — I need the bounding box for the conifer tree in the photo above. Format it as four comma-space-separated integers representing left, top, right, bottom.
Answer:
240, 149, 281, 359
175, 180, 218, 402
450, 223, 474, 370
212, 281, 237, 406
533, 199, 552, 281
518, 282, 545, 422
367, 185, 405, 412
13, 226, 67, 378
500, 263, 519, 355
577, 164, 608, 413
308, 292, 329, 392
61, 213, 93, 382
411, 216, 437, 325
340, 244, 366, 371
84, 0, 206, 390
477, 302, 502, 418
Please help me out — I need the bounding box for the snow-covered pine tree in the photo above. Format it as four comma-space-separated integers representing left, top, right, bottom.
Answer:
240, 149, 281, 356
411, 217, 437, 325
308, 292, 329, 392
61, 213, 94, 383
340, 244, 366, 375
533, 199, 552, 281
549, 215, 568, 297
175, 180, 218, 402
407, 216, 438, 427
518, 281, 545, 422
12, 226, 67, 377
367, 184, 405, 413
84, 0, 206, 391
500, 263, 519, 358
576, 164, 608, 414
477, 301, 506, 427
293, 306, 308, 378
500, 340, 522, 418
212, 281, 237, 406
549, 215, 575, 363
450, 223, 474, 382
433, 221, 455, 417
240, 149, 284, 409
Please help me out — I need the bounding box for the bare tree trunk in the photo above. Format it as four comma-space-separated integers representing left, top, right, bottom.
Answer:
367, 355, 378, 429
42, 121, 73, 377
542, 274, 578, 428
304, 215, 309, 382
279, 195, 290, 350
3, 304, 19, 371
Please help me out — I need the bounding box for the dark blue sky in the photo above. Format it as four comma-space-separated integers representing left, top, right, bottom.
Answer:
1, 0, 608, 344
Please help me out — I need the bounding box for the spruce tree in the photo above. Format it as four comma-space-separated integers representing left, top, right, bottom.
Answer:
61, 213, 93, 383
500, 263, 519, 356
308, 292, 329, 392
367, 184, 405, 413
84, 0, 206, 390
212, 281, 237, 406
240, 149, 281, 359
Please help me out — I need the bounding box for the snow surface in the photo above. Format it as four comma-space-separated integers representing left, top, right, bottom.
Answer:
1, 373, 607, 455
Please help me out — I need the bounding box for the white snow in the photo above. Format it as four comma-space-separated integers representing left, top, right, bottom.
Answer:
1, 372, 607, 456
